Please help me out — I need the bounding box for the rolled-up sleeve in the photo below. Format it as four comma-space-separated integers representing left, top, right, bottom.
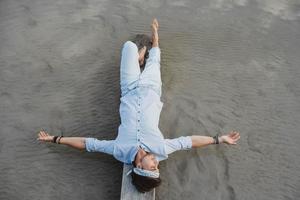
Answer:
147, 47, 161, 63
85, 138, 115, 155
164, 136, 192, 155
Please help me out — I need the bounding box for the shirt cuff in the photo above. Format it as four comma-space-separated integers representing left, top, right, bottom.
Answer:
149, 46, 160, 54
85, 138, 94, 152
148, 47, 161, 62
182, 136, 193, 149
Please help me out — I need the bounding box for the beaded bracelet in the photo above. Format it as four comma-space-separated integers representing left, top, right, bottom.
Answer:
57, 136, 64, 144
212, 134, 219, 144
52, 136, 58, 143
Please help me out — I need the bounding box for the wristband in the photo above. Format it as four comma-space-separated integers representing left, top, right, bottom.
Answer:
52, 136, 58, 143
57, 136, 64, 144
213, 134, 219, 144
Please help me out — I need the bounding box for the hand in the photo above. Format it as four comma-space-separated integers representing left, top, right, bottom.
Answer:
151, 18, 159, 32
151, 18, 159, 47
37, 130, 54, 143
220, 131, 240, 145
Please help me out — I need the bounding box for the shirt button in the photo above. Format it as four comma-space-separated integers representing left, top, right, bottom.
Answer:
138, 104, 141, 106
137, 129, 140, 132
138, 120, 140, 122
138, 111, 140, 113
138, 139, 140, 141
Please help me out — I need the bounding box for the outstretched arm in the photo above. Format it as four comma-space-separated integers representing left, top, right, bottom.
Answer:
37, 130, 115, 155
164, 131, 240, 155
37, 130, 86, 150
191, 131, 240, 148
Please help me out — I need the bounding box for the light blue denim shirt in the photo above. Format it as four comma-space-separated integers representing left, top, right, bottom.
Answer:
85, 42, 192, 164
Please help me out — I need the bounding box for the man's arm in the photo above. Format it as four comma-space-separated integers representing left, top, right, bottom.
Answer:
37, 130, 115, 155
37, 130, 86, 150
191, 131, 240, 148
165, 131, 240, 155
151, 18, 159, 47
59, 137, 86, 150
191, 135, 215, 148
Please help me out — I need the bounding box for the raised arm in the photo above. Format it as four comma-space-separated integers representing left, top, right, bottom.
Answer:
191, 131, 240, 148
151, 18, 159, 48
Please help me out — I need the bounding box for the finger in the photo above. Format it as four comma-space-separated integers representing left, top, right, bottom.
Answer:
152, 19, 156, 25
229, 131, 235, 137
229, 132, 235, 136
233, 136, 240, 143
153, 19, 158, 27
231, 137, 238, 141
232, 131, 239, 136
233, 133, 240, 139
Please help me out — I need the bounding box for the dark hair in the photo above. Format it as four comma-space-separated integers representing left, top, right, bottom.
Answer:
131, 171, 162, 193
131, 34, 152, 69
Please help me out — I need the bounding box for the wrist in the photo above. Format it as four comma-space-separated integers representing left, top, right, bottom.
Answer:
52, 136, 58, 143
219, 136, 224, 144
212, 134, 219, 144
57, 136, 64, 144
152, 36, 159, 42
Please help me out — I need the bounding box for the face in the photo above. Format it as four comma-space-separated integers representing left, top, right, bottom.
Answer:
141, 153, 159, 171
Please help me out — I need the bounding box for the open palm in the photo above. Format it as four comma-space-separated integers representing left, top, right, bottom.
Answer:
221, 131, 240, 145
37, 130, 53, 143
151, 18, 159, 31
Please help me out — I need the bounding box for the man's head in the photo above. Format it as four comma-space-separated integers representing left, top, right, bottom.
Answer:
131, 170, 161, 193
131, 152, 161, 193
135, 153, 159, 170
131, 34, 152, 69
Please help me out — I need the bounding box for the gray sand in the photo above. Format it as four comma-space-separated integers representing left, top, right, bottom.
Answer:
1, 0, 300, 199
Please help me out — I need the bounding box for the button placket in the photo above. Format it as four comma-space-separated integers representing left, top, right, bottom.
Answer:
137, 92, 142, 143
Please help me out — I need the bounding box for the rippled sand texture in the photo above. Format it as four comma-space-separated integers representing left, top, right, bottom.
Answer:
1, 0, 300, 200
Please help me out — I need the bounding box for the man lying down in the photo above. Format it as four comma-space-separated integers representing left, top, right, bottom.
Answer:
37, 18, 241, 193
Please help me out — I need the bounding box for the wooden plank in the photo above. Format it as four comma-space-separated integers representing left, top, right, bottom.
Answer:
120, 164, 155, 200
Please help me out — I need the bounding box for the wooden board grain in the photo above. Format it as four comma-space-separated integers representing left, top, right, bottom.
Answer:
120, 164, 155, 200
